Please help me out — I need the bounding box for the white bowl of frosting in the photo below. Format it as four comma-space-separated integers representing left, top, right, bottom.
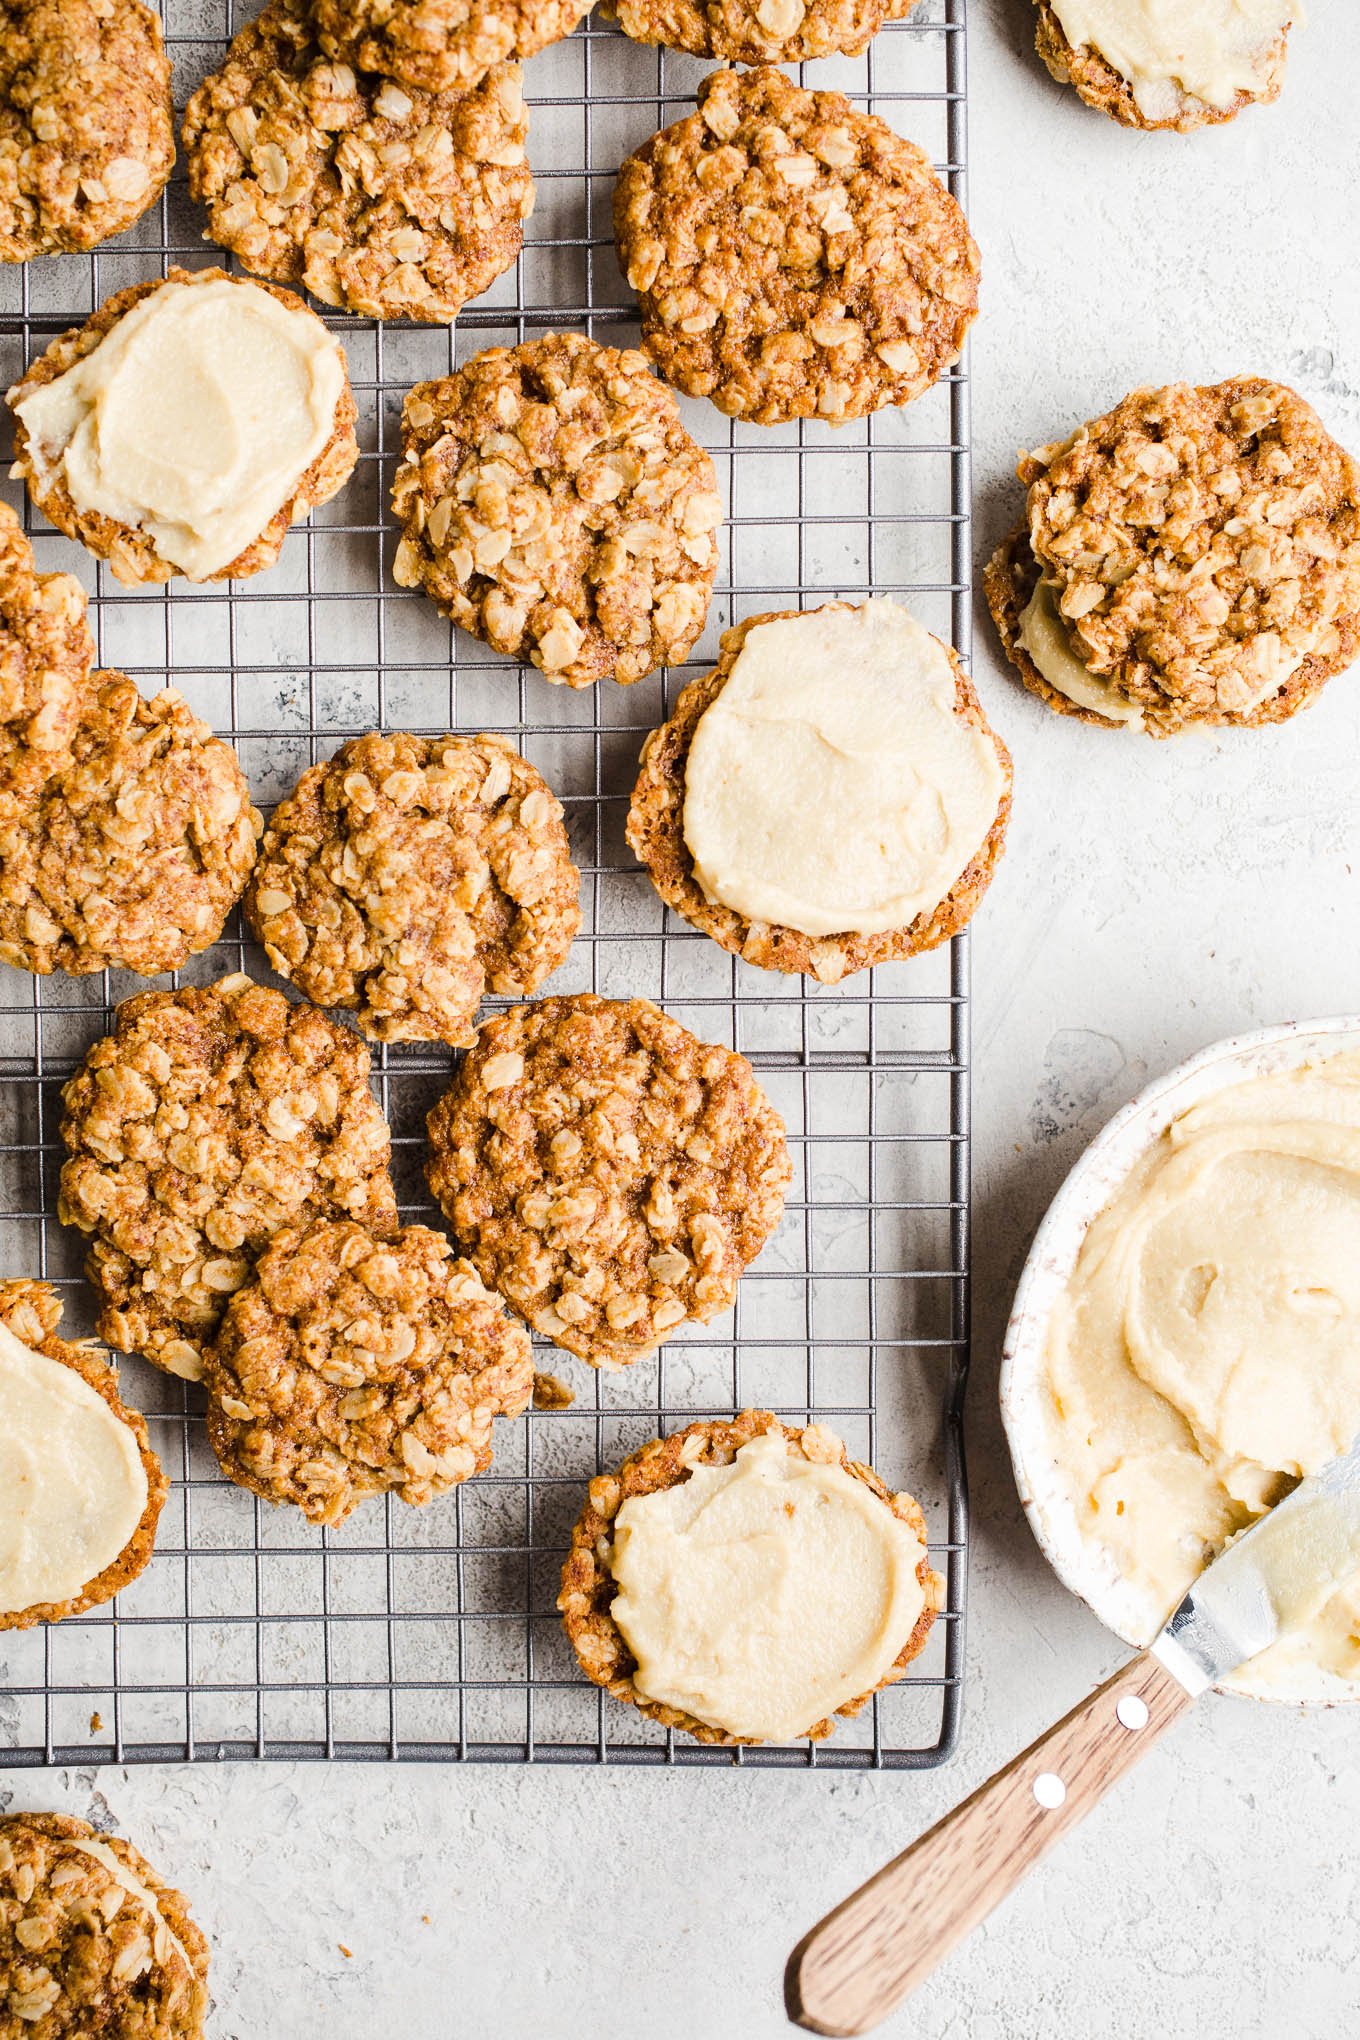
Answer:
1001, 1016, 1360, 1707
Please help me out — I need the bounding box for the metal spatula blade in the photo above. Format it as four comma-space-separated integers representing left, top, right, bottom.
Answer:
1152, 1429, 1360, 1697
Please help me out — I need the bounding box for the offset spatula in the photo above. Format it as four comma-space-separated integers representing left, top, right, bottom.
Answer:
786, 1433, 1360, 2038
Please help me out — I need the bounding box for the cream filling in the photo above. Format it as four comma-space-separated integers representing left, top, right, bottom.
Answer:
681, 600, 1004, 940
11, 277, 345, 581
1050, 0, 1296, 119
607, 1428, 929, 1741
68, 1839, 193, 1978
1016, 579, 1146, 729
1042, 1053, 1360, 1687
0, 1321, 148, 1614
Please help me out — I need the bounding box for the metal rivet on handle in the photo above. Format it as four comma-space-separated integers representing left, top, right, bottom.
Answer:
1032, 1772, 1066, 1810
1116, 1696, 1150, 1731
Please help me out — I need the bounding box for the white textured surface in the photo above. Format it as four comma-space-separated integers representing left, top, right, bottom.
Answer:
4, 8, 1360, 2035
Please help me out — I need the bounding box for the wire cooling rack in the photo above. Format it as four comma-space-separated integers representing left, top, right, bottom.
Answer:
0, 0, 972, 1768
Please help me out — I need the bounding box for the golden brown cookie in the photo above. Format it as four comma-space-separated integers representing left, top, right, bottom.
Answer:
614, 66, 979, 427
0, 0, 174, 262
985, 379, 1360, 736
0, 503, 93, 824
626, 604, 1013, 983
604, 0, 919, 66
1033, 2, 1293, 132
59, 977, 398, 1383
245, 731, 579, 1047
312, 0, 591, 93
0, 675, 261, 978
8, 268, 360, 588
182, 0, 533, 322
558, 1409, 943, 1746
426, 993, 791, 1370
204, 1218, 534, 1525
0, 1279, 166, 1632
391, 335, 721, 688
0, 1812, 208, 2037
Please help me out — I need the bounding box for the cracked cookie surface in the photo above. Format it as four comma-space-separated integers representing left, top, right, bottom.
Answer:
614, 66, 979, 426
205, 1218, 534, 1524
626, 605, 1012, 982
0, 1813, 208, 2039
985, 379, 1360, 734
605, 0, 919, 68
0, 675, 261, 978
183, 0, 533, 322
8, 269, 360, 587
392, 335, 721, 687
246, 731, 579, 1046
313, 0, 591, 93
426, 992, 791, 1369
558, 1409, 943, 1745
0, 0, 174, 262
59, 977, 398, 1382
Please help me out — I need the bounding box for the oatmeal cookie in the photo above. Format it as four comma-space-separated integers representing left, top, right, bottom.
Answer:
391, 335, 721, 687
8, 269, 360, 588
59, 977, 398, 1382
614, 66, 979, 427
426, 993, 791, 1369
182, 0, 533, 323
558, 1409, 943, 1745
0, 0, 174, 263
245, 731, 579, 1047
627, 605, 1012, 983
0, 1813, 208, 2038
604, 0, 919, 68
313, 0, 591, 93
0, 675, 262, 979
0, 503, 93, 823
0, 1278, 166, 1632
204, 1218, 534, 1525
985, 379, 1360, 736
1033, 2, 1293, 133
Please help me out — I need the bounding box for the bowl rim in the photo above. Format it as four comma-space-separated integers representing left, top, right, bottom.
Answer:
999, 1013, 1360, 1708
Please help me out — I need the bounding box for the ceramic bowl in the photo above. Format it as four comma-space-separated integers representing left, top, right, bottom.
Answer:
1000, 1015, 1360, 1706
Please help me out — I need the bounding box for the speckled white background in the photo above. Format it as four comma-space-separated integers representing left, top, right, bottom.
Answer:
4, 7, 1359, 2036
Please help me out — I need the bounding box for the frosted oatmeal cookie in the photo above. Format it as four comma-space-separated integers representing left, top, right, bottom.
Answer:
1034, 1, 1296, 132
8, 268, 359, 587
391, 335, 721, 687
0, 503, 93, 823
182, 0, 533, 322
426, 993, 791, 1369
0, 675, 261, 979
627, 600, 1012, 983
0, 1279, 166, 1632
0, 0, 174, 262
59, 977, 398, 1383
559, 1410, 943, 1745
313, 0, 591, 93
614, 66, 979, 427
204, 1218, 534, 1524
604, 0, 918, 67
0, 1814, 209, 2038
985, 379, 1360, 736
245, 731, 579, 1047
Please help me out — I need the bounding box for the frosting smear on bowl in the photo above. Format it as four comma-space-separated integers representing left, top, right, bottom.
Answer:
1043, 1052, 1360, 1689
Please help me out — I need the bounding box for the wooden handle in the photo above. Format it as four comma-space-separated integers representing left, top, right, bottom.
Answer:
785, 1651, 1194, 2037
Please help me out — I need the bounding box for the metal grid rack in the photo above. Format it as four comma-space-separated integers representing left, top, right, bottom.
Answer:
0, 0, 972, 1767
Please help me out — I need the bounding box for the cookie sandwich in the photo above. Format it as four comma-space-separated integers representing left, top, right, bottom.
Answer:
560, 1410, 943, 1745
